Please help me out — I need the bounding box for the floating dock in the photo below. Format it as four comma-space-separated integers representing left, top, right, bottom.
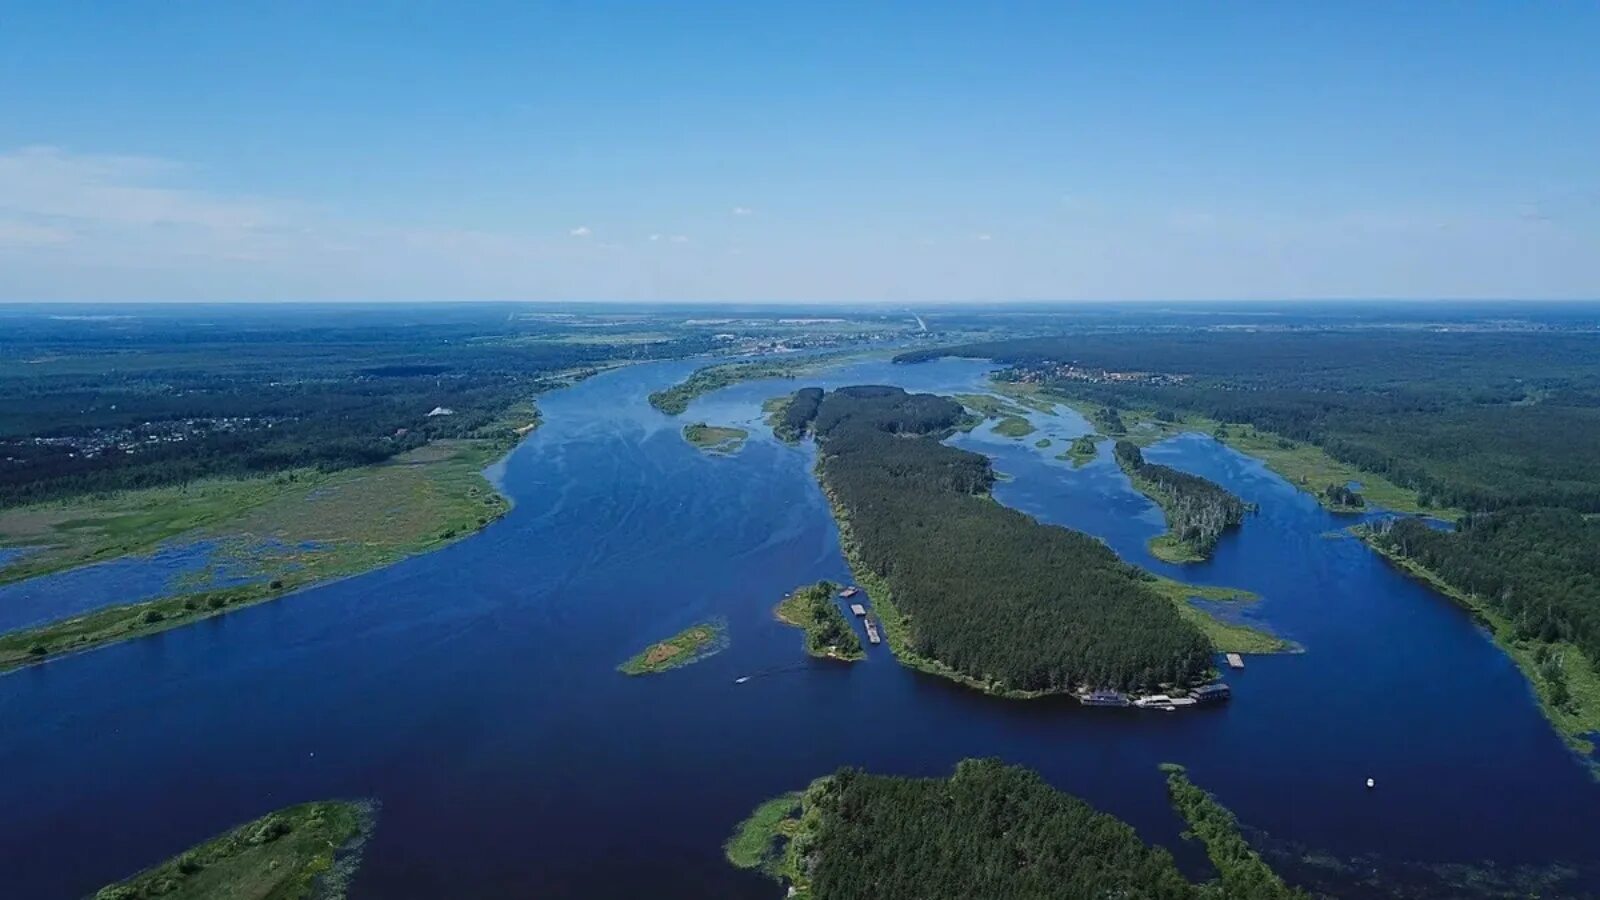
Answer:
849, 603, 867, 617
839, 586, 860, 598
863, 617, 881, 645
1225, 653, 1245, 669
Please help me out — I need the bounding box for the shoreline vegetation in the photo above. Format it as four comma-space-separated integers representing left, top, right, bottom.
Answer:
1114, 440, 1249, 564
647, 350, 877, 417
682, 422, 748, 454
92, 800, 375, 900
0, 417, 535, 673
1161, 764, 1309, 899
617, 618, 729, 675
789, 385, 1284, 701
1358, 528, 1600, 757
776, 581, 864, 661
727, 759, 1300, 900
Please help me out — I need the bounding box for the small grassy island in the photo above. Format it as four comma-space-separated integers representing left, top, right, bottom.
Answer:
618, 619, 728, 675
777, 384, 1281, 698
93, 800, 374, 900
991, 415, 1035, 438
1115, 440, 1248, 563
682, 422, 748, 454
727, 759, 1301, 900
1059, 434, 1101, 467
776, 581, 863, 660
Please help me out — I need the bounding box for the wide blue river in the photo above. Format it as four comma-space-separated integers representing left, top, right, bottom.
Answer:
2, 357, 1597, 898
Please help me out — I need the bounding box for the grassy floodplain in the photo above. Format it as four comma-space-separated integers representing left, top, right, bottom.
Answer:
618, 619, 729, 675
682, 423, 748, 454
1160, 764, 1308, 899
1359, 534, 1600, 756
92, 800, 374, 900
0, 418, 530, 673
1037, 386, 1454, 519
648, 350, 875, 416
775, 580, 863, 661
723, 791, 806, 880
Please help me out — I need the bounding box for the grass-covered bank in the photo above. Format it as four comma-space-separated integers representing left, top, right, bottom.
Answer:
1161, 764, 1308, 899
776, 581, 863, 661
93, 800, 374, 900
682, 422, 748, 454
1359, 532, 1600, 757
1, 431, 526, 674
1031, 387, 1452, 519
618, 619, 728, 675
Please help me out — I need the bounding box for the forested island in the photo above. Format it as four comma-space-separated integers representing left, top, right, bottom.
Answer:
618, 619, 729, 675
1115, 441, 1248, 563
726, 759, 1301, 900
93, 800, 373, 900
769, 387, 825, 442
789, 384, 1223, 695
776, 581, 863, 661
898, 328, 1600, 746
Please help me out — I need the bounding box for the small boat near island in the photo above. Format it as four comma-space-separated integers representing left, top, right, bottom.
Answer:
838, 586, 860, 598
862, 616, 881, 645
1080, 690, 1131, 707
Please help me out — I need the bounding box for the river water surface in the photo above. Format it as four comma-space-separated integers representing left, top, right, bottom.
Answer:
2, 357, 1597, 898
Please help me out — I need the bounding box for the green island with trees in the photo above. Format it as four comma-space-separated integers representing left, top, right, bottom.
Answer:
1059, 434, 1101, 467
776, 581, 864, 661
726, 758, 1302, 900
92, 800, 374, 900
617, 619, 729, 675
780, 384, 1281, 697
681, 422, 748, 454
1115, 440, 1249, 563
648, 350, 873, 417
897, 328, 1600, 750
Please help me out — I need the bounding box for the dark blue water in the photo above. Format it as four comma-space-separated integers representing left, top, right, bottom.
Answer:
2, 358, 1596, 899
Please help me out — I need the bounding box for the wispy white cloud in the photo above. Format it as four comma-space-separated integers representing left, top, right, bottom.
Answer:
648, 233, 662, 242
731, 206, 753, 216
568, 225, 592, 237
974, 233, 992, 241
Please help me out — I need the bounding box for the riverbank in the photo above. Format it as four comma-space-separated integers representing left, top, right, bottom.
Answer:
0, 417, 534, 674
1009, 381, 1457, 520
648, 349, 883, 416
618, 619, 729, 675
775, 581, 863, 661
92, 800, 374, 900
1161, 764, 1307, 899
1359, 533, 1600, 757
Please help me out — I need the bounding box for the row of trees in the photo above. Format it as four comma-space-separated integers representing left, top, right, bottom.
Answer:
1115, 441, 1247, 558
811, 386, 1213, 692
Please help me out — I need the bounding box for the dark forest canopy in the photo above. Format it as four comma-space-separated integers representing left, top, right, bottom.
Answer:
900, 327, 1600, 731
1116, 441, 1247, 559
774, 387, 824, 442
802, 761, 1201, 900
0, 317, 715, 506
1368, 510, 1600, 689
810, 385, 1212, 693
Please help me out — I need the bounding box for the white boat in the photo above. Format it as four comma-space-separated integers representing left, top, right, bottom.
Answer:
734, 676, 750, 684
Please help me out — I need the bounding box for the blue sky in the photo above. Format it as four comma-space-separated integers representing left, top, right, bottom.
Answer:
1, 2, 1596, 302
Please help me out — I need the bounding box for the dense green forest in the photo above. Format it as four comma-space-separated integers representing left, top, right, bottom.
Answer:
1367, 511, 1600, 698
773, 387, 825, 441
0, 313, 714, 505
739, 760, 1201, 900
899, 328, 1600, 739
811, 385, 1212, 693
1116, 441, 1247, 560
